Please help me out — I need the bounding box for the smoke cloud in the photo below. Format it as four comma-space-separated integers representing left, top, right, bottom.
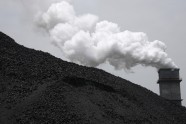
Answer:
35, 0, 177, 70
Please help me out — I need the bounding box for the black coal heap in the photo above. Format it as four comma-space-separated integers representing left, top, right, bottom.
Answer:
0, 31, 186, 124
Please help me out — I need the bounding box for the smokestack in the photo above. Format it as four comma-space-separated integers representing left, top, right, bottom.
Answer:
157, 68, 182, 105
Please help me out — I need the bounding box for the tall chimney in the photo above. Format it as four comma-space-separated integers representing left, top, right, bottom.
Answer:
157, 68, 182, 105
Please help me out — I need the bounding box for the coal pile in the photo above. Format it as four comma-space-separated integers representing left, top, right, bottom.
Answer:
0, 31, 186, 124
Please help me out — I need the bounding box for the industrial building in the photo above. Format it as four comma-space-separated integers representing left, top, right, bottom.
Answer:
158, 68, 182, 105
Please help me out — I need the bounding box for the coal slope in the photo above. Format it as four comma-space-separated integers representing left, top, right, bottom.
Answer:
0, 32, 186, 124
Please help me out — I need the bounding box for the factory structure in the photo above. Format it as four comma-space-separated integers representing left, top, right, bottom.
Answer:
157, 68, 182, 105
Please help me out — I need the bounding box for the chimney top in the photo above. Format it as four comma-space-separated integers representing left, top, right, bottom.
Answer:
158, 68, 180, 80
158, 68, 179, 72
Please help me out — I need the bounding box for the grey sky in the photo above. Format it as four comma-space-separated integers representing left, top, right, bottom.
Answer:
0, 0, 186, 106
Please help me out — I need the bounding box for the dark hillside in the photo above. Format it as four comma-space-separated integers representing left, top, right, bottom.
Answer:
0, 31, 186, 124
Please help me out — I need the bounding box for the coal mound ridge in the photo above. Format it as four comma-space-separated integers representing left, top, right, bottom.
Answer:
0, 31, 186, 124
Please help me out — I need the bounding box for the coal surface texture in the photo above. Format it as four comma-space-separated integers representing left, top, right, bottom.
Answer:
0, 31, 186, 124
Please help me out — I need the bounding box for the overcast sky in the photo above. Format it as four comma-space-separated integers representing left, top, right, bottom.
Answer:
0, 0, 186, 106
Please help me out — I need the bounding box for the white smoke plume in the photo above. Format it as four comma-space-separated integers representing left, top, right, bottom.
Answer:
35, 0, 177, 70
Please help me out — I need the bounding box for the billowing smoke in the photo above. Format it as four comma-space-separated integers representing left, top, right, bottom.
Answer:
35, 1, 177, 70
